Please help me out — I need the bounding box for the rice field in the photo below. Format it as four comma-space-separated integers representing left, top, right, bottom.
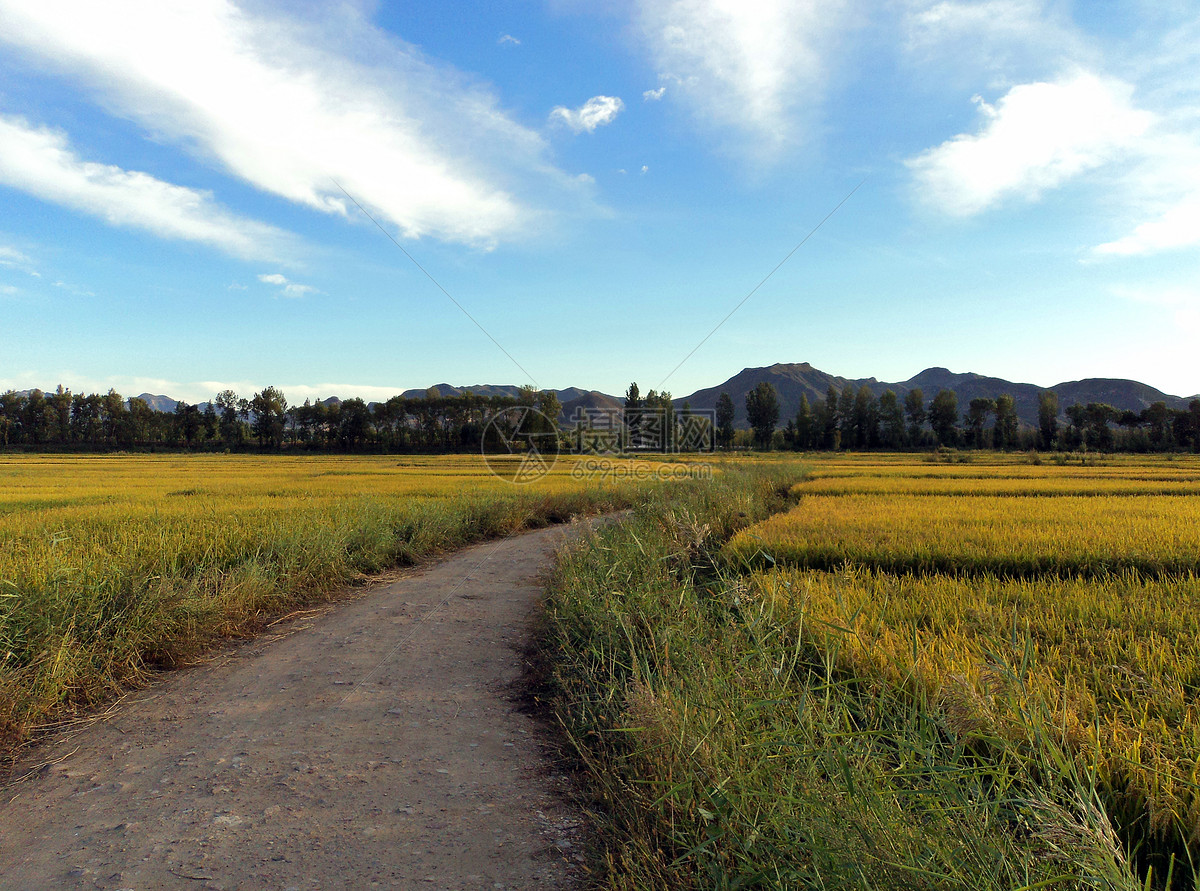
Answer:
724, 453, 1200, 883
0, 452, 692, 750
726, 454, 1200, 576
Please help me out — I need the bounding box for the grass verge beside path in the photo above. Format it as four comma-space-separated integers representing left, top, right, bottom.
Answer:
536, 462, 1141, 890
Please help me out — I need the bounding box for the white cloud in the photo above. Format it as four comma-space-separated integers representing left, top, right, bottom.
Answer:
257, 272, 316, 297
0, 0, 565, 247
641, 165, 649, 174
0, 241, 41, 277
0, 284, 19, 296
498, 34, 520, 46
549, 95, 625, 133
1096, 194, 1200, 256
906, 72, 1153, 216
0, 244, 33, 268
643, 86, 666, 101
1091, 132, 1200, 256
0, 114, 293, 260
635, 0, 850, 154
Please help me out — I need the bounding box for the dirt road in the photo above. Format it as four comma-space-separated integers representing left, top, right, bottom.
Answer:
0, 522, 594, 890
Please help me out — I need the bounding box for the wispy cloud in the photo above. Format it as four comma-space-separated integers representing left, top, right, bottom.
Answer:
635, 0, 851, 155
643, 86, 666, 101
549, 95, 625, 133
906, 73, 1152, 216
1111, 282, 1200, 335
498, 33, 520, 46
0, 0, 568, 247
0, 115, 293, 260
258, 272, 317, 298
904, 0, 1090, 79
0, 244, 33, 269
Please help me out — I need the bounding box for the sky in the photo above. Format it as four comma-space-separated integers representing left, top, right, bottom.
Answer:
1, 0, 1198, 405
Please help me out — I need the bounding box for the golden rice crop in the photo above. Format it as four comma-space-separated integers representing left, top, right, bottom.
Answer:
0, 452, 696, 749
749, 566, 1200, 876
727, 493, 1200, 576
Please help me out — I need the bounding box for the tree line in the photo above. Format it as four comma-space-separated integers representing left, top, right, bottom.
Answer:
5, 381, 1199, 454
0, 385, 565, 452
709, 382, 1200, 453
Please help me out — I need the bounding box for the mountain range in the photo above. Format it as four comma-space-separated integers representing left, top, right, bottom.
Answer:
676, 363, 1200, 429
17, 364, 1197, 430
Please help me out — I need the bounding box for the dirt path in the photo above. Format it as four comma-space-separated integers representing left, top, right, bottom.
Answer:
0, 522, 596, 890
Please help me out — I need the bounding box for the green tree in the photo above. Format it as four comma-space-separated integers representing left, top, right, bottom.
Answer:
822, 386, 842, 450
993, 394, 1018, 450
849, 385, 874, 448
1037, 390, 1059, 450
338, 397, 370, 449
48, 385, 72, 444
715, 392, 735, 450
878, 389, 905, 449
1084, 403, 1117, 451
173, 400, 202, 447
904, 388, 926, 446
1143, 401, 1170, 450
838, 386, 855, 446
929, 389, 959, 446
624, 382, 643, 450
745, 382, 780, 451
250, 386, 289, 449
794, 394, 814, 451
966, 397, 995, 449
215, 389, 243, 447
101, 389, 127, 445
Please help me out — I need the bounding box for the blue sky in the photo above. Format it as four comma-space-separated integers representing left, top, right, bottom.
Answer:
1, 0, 1198, 404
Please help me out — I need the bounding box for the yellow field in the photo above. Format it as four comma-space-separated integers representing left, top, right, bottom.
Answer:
0, 452, 695, 749
727, 455, 1200, 576
725, 453, 1200, 877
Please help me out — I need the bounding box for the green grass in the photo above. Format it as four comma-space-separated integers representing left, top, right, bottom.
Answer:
536, 462, 1141, 889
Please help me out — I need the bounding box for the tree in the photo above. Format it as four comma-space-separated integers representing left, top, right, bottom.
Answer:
852, 385, 878, 449
838, 387, 855, 447
822, 385, 842, 450
794, 394, 814, 451
338, 397, 370, 449
1037, 390, 1059, 450
878, 389, 905, 450
993, 394, 1018, 450
250, 386, 288, 449
215, 389, 243, 447
101, 389, 127, 445
1083, 403, 1117, 451
48, 385, 72, 444
928, 389, 959, 446
715, 392, 735, 450
966, 397, 995, 449
904, 388, 926, 446
624, 382, 643, 450
1143, 401, 1170, 450
173, 400, 202, 447
745, 382, 780, 450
